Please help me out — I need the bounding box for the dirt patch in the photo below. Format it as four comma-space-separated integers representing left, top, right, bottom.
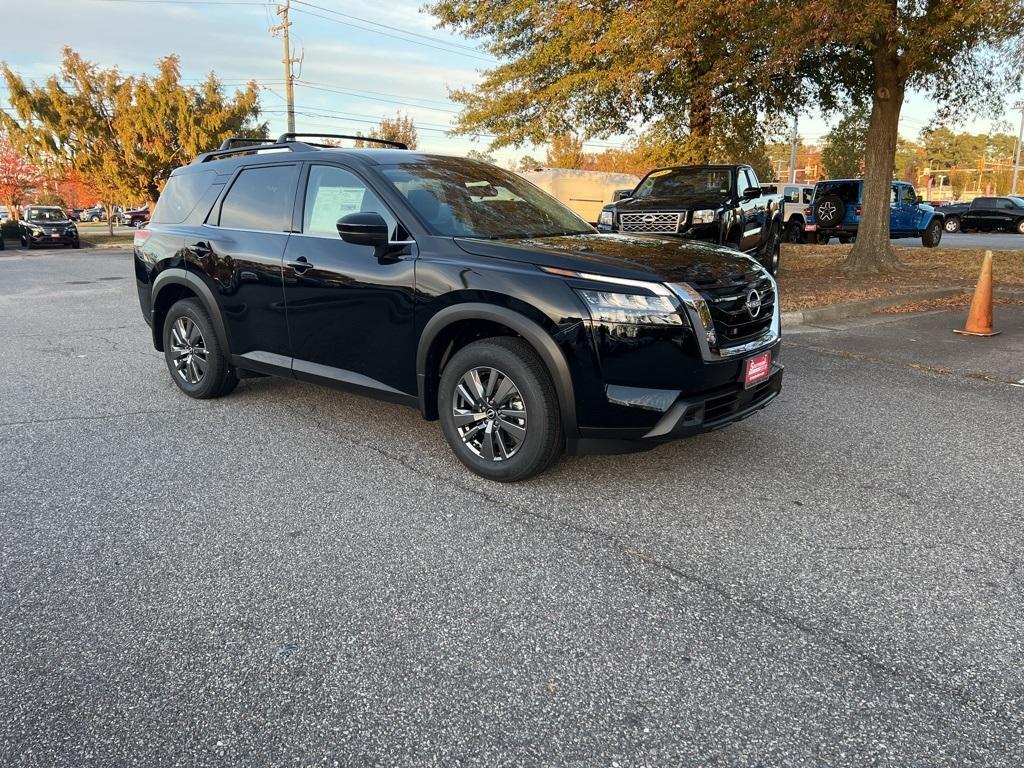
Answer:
778, 244, 1024, 311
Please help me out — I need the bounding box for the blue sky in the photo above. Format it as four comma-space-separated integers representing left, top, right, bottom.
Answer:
2, 0, 1021, 169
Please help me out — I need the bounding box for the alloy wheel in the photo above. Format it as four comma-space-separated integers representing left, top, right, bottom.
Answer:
169, 316, 209, 385
452, 366, 528, 462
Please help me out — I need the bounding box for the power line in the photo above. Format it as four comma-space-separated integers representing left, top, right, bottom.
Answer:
290, 0, 491, 56
289, 6, 494, 62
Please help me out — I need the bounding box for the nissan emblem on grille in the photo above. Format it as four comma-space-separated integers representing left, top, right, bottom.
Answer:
746, 289, 761, 318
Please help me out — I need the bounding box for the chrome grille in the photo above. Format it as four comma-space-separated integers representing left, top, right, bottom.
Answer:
691, 269, 775, 347
619, 211, 684, 234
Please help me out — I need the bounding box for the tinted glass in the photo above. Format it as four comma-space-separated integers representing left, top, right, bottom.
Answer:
997, 198, 1015, 210
1009, 197, 1024, 208
27, 207, 67, 222
380, 158, 592, 239
735, 172, 750, 198
802, 188, 814, 204
634, 167, 732, 199
815, 181, 860, 203
152, 170, 216, 225
783, 186, 798, 203
303, 165, 397, 238
975, 198, 996, 209
219, 164, 298, 231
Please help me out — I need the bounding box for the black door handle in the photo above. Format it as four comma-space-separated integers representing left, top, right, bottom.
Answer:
288, 256, 314, 273
191, 241, 212, 257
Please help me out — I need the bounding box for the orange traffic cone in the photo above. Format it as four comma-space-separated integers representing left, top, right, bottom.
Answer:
954, 250, 1000, 337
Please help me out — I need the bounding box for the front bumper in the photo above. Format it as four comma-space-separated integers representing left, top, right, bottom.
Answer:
25, 229, 79, 246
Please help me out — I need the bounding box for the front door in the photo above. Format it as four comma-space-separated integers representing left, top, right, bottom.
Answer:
736, 168, 765, 251
282, 163, 418, 397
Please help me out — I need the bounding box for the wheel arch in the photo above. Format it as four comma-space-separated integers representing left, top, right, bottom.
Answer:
150, 268, 229, 354
416, 303, 577, 438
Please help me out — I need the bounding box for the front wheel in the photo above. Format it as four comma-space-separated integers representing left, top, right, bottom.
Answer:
1016, 219, 1024, 235
921, 219, 943, 248
784, 219, 804, 244
90, 215, 99, 222
162, 298, 238, 399
438, 337, 563, 482
944, 216, 961, 233
762, 222, 781, 276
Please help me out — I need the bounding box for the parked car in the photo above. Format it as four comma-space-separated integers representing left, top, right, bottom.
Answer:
0, 206, 10, 222
80, 207, 106, 222
65, 208, 85, 221
596, 164, 784, 275
777, 183, 815, 243
119, 206, 150, 227
19, 205, 81, 249
957, 196, 1024, 234
134, 133, 783, 481
806, 179, 944, 247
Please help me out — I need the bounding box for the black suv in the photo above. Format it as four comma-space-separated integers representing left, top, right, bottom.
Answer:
134, 134, 783, 481
19, 206, 81, 249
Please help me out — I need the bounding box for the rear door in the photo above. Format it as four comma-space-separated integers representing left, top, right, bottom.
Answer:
964, 198, 995, 229
198, 162, 299, 369
736, 167, 765, 251
281, 162, 418, 397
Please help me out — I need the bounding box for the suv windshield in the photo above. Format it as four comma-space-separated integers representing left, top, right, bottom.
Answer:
27, 208, 67, 222
380, 158, 592, 239
633, 167, 732, 199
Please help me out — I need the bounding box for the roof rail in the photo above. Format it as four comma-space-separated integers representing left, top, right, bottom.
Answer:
192, 142, 311, 164
276, 132, 408, 150
217, 136, 278, 151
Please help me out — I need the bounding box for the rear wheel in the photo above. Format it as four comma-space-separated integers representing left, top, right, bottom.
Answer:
438, 337, 562, 482
1016, 219, 1024, 235
921, 219, 943, 248
944, 216, 961, 233
816, 232, 831, 245
784, 219, 804, 243
162, 298, 237, 399
763, 221, 781, 276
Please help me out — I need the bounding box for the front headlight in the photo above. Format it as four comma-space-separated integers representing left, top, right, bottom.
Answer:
577, 289, 682, 325
691, 209, 716, 225
598, 210, 614, 227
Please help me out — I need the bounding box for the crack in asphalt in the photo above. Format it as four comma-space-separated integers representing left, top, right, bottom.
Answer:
283, 398, 1021, 726
785, 340, 1023, 388
0, 407, 195, 430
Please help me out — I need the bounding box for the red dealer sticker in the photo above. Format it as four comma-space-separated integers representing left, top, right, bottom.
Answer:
743, 352, 771, 388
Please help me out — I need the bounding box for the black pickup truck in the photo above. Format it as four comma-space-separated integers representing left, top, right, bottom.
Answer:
596, 164, 784, 274
946, 196, 1024, 234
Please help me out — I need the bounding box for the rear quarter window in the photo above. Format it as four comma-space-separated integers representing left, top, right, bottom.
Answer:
151, 170, 216, 225
815, 181, 861, 203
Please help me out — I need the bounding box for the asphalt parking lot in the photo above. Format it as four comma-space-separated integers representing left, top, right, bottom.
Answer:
2, 248, 1023, 767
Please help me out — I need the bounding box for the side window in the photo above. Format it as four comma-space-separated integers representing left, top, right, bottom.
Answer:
903, 186, 918, 204
218, 164, 298, 232
745, 168, 760, 191
890, 186, 899, 204
735, 171, 750, 198
802, 187, 814, 204
152, 170, 216, 225
303, 165, 398, 239
783, 186, 798, 203
997, 198, 1014, 210
976, 198, 995, 209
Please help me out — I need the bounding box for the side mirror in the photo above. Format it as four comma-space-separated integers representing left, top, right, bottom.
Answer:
337, 212, 389, 248
613, 188, 634, 201
743, 187, 762, 200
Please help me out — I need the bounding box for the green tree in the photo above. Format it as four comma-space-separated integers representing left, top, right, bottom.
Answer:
821, 106, 871, 179
431, 0, 1024, 273
545, 133, 588, 168
1, 48, 264, 232
516, 155, 543, 171
355, 111, 418, 149
465, 149, 498, 164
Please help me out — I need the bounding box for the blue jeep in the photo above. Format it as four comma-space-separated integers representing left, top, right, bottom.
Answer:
807, 179, 945, 247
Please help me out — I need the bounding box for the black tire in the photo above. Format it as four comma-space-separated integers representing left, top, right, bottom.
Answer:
944, 216, 961, 233
838, 234, 855, 244
72, 240, 81, 249
438, 336, 563, 482
921, 219, 942, 248
762, 220, 781, 276
25, 238, 34, 250
1017, 219, 1024, 235
162, 298, 238, 399
90, 215, 100, 222
816, 232, 831, 245
813, 194, 846, 230
784, 219, 804, 244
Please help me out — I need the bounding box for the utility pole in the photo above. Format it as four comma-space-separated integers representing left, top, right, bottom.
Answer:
788, 115, 799, 183
1012, 101, 1024, 197
272, 0, 300, 134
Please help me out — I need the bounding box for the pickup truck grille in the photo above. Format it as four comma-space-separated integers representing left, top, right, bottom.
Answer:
619, 211, 684, 234
691, 269, 775, 347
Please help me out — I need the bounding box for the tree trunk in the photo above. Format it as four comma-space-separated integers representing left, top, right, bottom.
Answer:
105, 203, 114, 235
843, 52, 906, 273
686, 83, 714, 164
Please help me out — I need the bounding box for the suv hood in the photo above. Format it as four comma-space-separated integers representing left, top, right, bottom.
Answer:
455, 233, 761, 285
